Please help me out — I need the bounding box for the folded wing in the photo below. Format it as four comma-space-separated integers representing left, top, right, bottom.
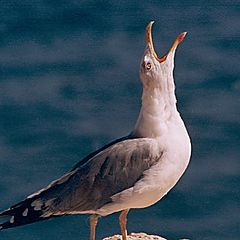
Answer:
0, 137, 162, 229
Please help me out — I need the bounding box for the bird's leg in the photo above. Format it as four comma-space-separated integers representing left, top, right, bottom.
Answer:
90, 214, 99, 240
119, 209, 129, 240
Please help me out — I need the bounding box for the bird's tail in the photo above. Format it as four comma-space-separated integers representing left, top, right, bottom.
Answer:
0, 170, 77, 230
0, 196, 52, 230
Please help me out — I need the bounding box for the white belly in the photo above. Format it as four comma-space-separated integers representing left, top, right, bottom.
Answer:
95, 119, 191, 217
96, 132, 191, 216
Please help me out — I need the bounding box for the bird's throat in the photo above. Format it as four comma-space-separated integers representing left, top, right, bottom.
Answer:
133, 86, 179, 138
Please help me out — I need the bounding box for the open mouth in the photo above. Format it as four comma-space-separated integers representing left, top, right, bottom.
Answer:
146, 21, 187, 63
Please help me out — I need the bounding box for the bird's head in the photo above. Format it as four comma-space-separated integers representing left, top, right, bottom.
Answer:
140, 21, 187, 90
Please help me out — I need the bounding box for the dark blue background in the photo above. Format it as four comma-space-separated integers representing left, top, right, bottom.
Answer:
0, 1, 239, 240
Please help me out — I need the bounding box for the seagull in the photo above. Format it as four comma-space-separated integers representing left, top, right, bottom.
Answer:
0, 21, 191, 240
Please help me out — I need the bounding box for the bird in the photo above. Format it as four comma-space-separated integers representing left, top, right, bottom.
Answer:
0, 21, 191, 240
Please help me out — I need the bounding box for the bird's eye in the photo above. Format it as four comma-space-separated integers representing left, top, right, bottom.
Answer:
145, 62, 152, 71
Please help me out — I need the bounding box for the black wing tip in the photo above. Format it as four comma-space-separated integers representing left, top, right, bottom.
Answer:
0, 222, 10, 231
0, 211, 53, 231
0, 198, 51, 231
0, 209, 12, 230
0, 212, 13, 231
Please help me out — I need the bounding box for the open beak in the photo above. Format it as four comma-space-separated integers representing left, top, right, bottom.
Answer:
146, 21, 187, 63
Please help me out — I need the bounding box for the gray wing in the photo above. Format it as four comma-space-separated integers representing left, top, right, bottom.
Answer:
0, 137, 162, 229
42, 137, 163, 214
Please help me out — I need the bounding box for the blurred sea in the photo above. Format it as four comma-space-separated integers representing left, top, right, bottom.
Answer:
0, 1, 239, 240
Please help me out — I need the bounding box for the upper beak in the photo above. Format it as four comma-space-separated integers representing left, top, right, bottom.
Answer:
146, 21, 187, 63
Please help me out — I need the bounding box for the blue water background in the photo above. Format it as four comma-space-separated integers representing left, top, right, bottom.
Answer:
0, 1, 239, 240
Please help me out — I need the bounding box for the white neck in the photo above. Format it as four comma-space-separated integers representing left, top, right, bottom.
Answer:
132, 80, 180, 138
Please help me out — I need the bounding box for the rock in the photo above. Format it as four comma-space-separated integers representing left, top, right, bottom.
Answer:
103, 232, 190, 240
103, 232, 167, 240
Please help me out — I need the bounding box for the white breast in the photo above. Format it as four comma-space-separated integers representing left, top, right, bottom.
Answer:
96, 118, 191, 217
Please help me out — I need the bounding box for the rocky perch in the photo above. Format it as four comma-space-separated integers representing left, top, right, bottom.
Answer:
103, 232, 190, 240
103, 232, 167, 240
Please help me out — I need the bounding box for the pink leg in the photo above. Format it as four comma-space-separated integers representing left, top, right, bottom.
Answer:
119, 209, 129, 240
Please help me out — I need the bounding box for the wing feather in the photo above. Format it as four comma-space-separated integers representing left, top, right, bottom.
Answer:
46, 137, 163, 213
0, 136, 163, 230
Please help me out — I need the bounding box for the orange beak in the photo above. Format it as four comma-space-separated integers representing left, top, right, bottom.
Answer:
146, 21, 187, 63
